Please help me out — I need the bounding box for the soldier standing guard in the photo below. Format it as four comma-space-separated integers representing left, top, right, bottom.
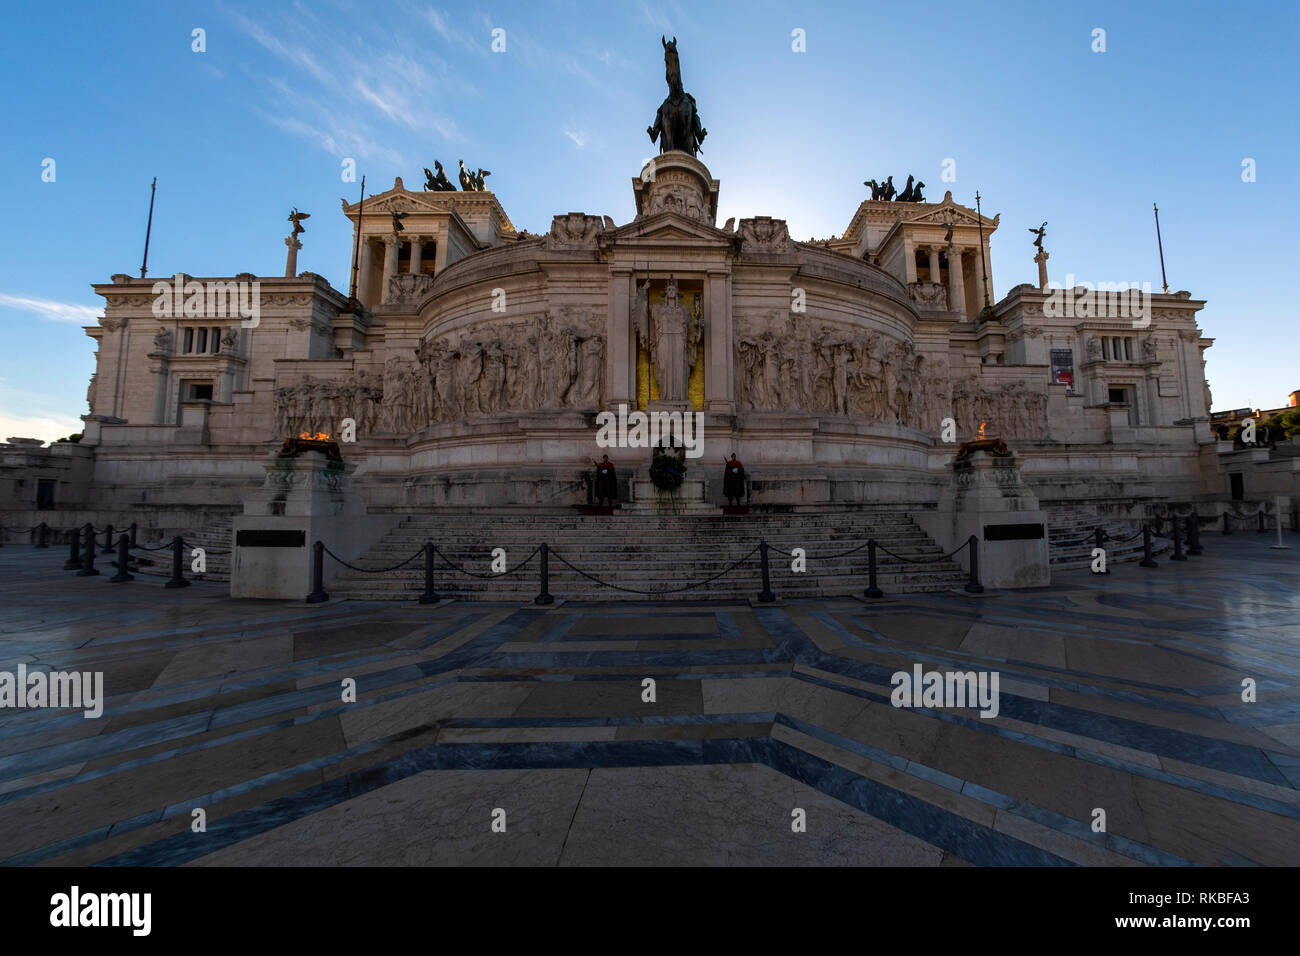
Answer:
593, 455, 618, 508
722, 453, 745, 506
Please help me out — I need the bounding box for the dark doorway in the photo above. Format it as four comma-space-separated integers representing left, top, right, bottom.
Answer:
1229, 473, 1244, 501
36, 479, 56, 510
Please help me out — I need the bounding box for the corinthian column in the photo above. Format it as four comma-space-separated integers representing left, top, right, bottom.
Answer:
284, 235, 302, 278
706, 270, 733, 413
947, 246, 966, 316
381, 236, 399, 304
606, 269, 634, 408
358, 238, 374, 306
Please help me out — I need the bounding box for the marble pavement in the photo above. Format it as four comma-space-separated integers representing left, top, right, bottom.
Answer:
1, 534, 1298, 866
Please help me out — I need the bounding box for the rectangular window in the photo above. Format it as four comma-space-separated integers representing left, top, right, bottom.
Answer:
183, 327, 193, 352
1101, 338, 1110, 360
1108, 387, 1129, 404
1124, 337, 1133, 361
189, 383, 213, 401
195, 328, 207, 353
210, 327, 220, 353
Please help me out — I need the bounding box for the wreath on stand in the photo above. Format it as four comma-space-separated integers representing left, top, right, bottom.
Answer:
649, 450, 686, 514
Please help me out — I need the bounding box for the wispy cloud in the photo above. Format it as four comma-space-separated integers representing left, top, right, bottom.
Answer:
0, 294, 100, 324
563, 126, 588, 149
221, 1, 469, 172
424, 7, 486, 56
558, 53, 600, 89
0, 411, 84, 445
636, 0, 678, 34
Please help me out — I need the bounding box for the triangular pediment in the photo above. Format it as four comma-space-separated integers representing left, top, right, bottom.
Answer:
900, 202, 997, 228
341, 186, 470, 216
604, 211, 736, 246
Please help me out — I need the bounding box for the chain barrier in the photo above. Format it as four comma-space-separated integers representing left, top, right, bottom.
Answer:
435, 545, 541, 579
766, 537, 874, 562
548, 543, 761, 596
133, 538, 180, 552
320, 544, 423, 574
875, 538, 971, 565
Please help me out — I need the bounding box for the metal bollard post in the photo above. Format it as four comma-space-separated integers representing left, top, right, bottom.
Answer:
1258, 511, 1267, 534
1171, 519, 1187, 561
0, 525, 5, 548
37, 522, 49, 548
535, 542, 554, 605
101, 523, 116, 554
864, 539, 884, 599
64, 526, 83, 570
1222, 512, 1232, 535
129, 522, 138, 547
964, 535, 985, 593
419, 541, 440, 605
756, 540, 777, 603
305, 540, 328, 603
110, 533, 134, 583
1139, 524, 1158, 568
1093, 526, 1109, 574
165, 535, 190, 589
1187, 512, 1203, 555
76, 523, 100, 576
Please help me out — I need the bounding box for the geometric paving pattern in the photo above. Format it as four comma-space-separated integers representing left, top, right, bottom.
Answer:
1, 536, 1298, 866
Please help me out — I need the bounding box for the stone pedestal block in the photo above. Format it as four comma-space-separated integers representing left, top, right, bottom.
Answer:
628, 477, 713, 513
917, 444, 1050, 589
232, 449, 396, 599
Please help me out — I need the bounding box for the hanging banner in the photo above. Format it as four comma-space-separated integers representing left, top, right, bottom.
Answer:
1051, 348, 1075, 389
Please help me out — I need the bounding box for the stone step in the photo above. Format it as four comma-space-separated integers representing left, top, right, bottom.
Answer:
333, 508, 970, 600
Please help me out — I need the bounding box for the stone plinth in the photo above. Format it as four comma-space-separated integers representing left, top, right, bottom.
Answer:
917, 442, 1050, 589
628, 477, 713, 513
232, 449, 396, 599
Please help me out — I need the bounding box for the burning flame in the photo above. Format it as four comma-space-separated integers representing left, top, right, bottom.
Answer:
978, 421, 987, 439
298, 432, 332, 441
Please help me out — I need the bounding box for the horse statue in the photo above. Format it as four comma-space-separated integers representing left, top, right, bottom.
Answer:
864, 178, 881, 200
424, 161, 455, 191
647, 36, 707, 157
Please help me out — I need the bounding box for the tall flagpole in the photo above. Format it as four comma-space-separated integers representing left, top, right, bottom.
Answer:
975, 190, 992, 317
140, 178, 157, 279
348, 175, 366, 305
1153, 202, 1169, 293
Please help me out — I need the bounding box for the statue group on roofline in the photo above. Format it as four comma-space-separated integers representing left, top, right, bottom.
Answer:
422, 159, 490, 192
864, 174, 926, 202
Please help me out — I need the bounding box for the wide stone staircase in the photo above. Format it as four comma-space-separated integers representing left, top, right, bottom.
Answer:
330, 511, 969, 602
1044, 506, 1169, 571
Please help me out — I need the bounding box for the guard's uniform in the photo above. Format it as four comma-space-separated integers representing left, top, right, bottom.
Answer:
594, 459, 617, 505
723, 456, 745, 504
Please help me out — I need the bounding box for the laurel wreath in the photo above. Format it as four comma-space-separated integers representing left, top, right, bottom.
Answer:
649, 452, 686, 490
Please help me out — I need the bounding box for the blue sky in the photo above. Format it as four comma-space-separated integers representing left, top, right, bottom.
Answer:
2, 0, 1296, 441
